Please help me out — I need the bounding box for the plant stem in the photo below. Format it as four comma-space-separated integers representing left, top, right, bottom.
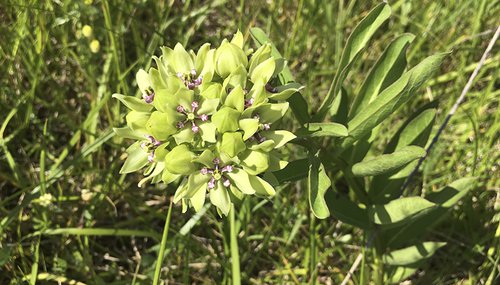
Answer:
153, 198, 173, 285
373, 241, 384, 285
229, 204, 241, 285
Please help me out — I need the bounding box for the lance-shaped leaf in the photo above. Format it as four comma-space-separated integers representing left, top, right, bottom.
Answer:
384, 265, 419, 285
342, 52, 448, 150
325, 190, 370, 229
383, 242, 446, 266
370, 105, 436, 201
113, 94, 153, 112
269, 83, 304, 101
308, 153, 331, 219
315, 3, 391, 121
369, 196, 435, 226
382, 177, 476, 247
273, 158, 309, 184
352, 146, 426, 177
120, 142, 149, 174
298, 122, 348, 138
350, 33, 415, 117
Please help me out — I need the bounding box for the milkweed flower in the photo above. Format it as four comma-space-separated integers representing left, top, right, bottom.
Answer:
114, 31, 303, 216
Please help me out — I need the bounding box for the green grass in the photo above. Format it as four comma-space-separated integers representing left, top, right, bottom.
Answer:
1, 0, 499, 284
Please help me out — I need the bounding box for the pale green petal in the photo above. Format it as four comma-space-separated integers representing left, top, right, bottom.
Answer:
260, 130, 296, 148
225, 168, 256, 194
199, 122, 216, 143
172, 43, 194, 73
209, 181, 231, 216
164, 144, 197, 175
239, 118, 259, 140
146, 111, 177, 141
120, 142, 149, 174
192, 149, 216, 167
212, 107, 241, 133
224, 86, 245, 112
250, 57, 275, 84
239, 149, 270, 175
136, 69, 151, 93
220, 132, 246, 157
198, 98, 220, 115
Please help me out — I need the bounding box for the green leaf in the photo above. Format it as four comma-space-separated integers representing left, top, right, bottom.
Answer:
308, 153, 331, 219
120, 142, 149, 174
260, 130, 296, 148
342, 53, 447, 150
298, 122, 348, 138
220, 132, 246, 157
370, 197, 435, 226
316, 3, 392, 120
370, 105, 437, 201
350, 34, 414, 117
383, 242, 446, 266
272, 158, 309, 184
212, 107, 240, 133
209, 181, 231, 216
113, 94, 153, 112
352, 146, 426, 177
251, 57, 275, 84
239, 149, 269, 175
426, 177, 476, 208
225, 168, 256, 195
325, 190, 370, 229
164, 144, 197, 175
146, 111, 177, 141
384, 265, 418, 284
383, 177, 476, 247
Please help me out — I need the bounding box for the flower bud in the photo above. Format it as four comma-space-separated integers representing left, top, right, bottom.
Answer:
215, 41, 248, 78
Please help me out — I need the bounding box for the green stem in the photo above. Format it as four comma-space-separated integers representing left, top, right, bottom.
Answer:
373, 242, 384, 285
229, 204, 241, 285
153, 198, 173, 285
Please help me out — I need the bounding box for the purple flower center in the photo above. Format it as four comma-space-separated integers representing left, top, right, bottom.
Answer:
200, 158, 233, 190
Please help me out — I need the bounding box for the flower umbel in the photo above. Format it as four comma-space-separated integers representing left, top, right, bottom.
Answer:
113, 30, 303, 216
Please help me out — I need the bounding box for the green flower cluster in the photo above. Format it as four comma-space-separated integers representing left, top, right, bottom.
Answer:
113, 31, 302, 216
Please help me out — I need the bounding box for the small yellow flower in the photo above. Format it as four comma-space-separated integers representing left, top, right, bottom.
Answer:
39, 193, 53, 207
84, 0, 93, 5
90, 40, 100, 53
82, 25, 93, 38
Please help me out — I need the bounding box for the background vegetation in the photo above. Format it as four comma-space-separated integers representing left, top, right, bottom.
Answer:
1, 0, 498, 284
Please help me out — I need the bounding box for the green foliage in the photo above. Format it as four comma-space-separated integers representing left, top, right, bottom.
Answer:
1, 0, 497, 284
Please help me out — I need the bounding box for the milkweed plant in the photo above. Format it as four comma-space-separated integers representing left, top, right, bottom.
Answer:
114, 3, 476, 284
